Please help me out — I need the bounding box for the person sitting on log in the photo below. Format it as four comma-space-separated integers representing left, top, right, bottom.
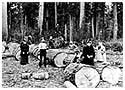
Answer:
95, 41, 107, 64
20, 39, 29, 65
80, 39, 95, 66
38, 37, 48, 68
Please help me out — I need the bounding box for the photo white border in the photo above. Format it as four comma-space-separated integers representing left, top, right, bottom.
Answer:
0, 0, 124, 89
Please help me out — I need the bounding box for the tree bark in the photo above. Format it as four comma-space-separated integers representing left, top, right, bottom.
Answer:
2, 2, 8, 41
38, 2, 44, 35
79, 2, 85, 29
65, 24, 67, 41
91, 17, 94, 38
20, 3, 23, 41
55, 2, 57, 28
113, 3, 118, 40
96, 14, 99, 38
69, 15, 73, 42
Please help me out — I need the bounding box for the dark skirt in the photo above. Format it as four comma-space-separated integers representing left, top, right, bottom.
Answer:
81, 57, 94, 66
20, 54, 28, 65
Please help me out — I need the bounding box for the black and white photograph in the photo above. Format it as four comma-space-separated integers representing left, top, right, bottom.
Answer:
2, 1, 123, 88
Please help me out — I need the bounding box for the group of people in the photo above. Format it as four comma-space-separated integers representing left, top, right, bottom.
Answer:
80, 39, 107, 65
20, 37, 48, 68
20, 36, 107, 68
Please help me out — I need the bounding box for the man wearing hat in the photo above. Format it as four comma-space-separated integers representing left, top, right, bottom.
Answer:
20, 39, 29, 65
81, 39, 95, 65
38, 37, 48, 68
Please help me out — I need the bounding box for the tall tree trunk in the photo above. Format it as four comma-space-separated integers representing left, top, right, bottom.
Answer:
93, 3, 97, 38
102, 3, 105, 40
38, 2, 44, 35
90, 2, 94, 38
55, 2, 57, 28
65, 24, 67, 41
46, 7, 48, 31
25, 15, 27, 25
79, 2, 85, 29
91, 17, 94, 38
113, 3, 118, 40
96, 14, 99, 38
20, 3, 23, 41
69, 15, 73, 42
2, 2, 8, 41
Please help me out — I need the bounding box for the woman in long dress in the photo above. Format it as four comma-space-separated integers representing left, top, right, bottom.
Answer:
96, 42, 107, 63
81, 40, 95, 65
20, 40, 29, 65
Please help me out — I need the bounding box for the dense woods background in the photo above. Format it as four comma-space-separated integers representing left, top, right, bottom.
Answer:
2, 2, 123, 44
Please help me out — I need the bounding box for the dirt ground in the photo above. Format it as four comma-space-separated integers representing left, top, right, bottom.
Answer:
2, 50, 123, 88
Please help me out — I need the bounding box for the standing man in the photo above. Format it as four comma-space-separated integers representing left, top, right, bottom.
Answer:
38, 37, 48, 68
20, 39, 29, 65
81, 39, 95, 65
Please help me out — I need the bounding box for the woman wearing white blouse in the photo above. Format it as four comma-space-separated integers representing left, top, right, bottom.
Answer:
96, 42, 107, 63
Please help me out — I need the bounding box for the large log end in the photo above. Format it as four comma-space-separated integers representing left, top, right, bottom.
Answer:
75, 66, 100, 88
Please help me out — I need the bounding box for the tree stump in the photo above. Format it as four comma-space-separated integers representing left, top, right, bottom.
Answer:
101, 65, 122, 85
64, 63, 100, 88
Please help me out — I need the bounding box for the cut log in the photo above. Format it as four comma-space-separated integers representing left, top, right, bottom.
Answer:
3, 42, 21, 60
21, 73, 31, 79
64, 81, 77, 88
29, 44, 40, 60
2, 46, 5, 53
101, 65, 122, 85
53, 52, 68, 67
15, 51, 21, 61
29, 45, 77, 67
75, 66, 100, 88
29, 44, 35, 53
32, 72, 49, 80
2, 41, 7, 46
7, 42, 20, 54
2, 41, 7, 53
64, 63, 100, 88
53, 52, 76, 67
2, 52, 13, 58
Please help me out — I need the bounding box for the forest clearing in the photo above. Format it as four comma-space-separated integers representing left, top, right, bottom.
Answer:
2, 2, 123, 88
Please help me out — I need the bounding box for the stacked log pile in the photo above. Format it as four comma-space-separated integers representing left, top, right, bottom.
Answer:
29, 44, 77, 67
63, 63, 122, 88
2, 42, 21, 60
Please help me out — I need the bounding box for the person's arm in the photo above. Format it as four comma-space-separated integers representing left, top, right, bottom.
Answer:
92, 46, 95, 58
38, 43, 41, 50
81, 46, 86, 58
